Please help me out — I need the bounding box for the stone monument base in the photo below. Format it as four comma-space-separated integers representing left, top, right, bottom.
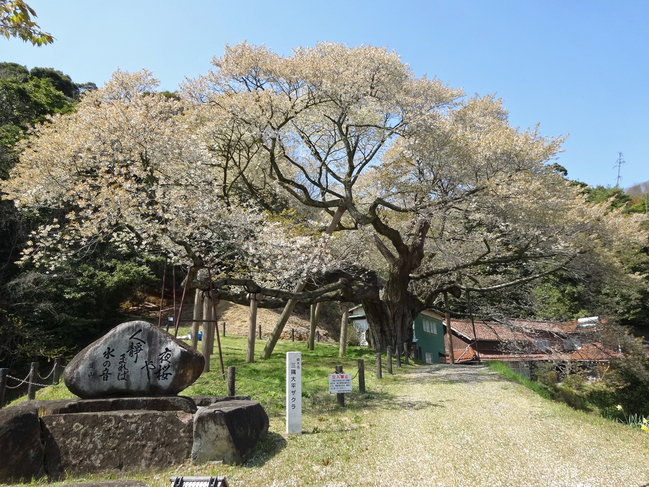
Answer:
0, 396, 268, 483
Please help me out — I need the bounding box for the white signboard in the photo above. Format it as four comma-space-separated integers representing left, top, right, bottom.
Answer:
286, 351, 302, 435
328, 373, 352, 393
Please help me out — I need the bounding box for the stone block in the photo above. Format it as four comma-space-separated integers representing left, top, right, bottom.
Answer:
42, 410, 193, 479
0, 404, 45, 483
33, 396, 197, 415
191, 395, 251, 407
64, 321, 204, 398
192, 400, 269, 464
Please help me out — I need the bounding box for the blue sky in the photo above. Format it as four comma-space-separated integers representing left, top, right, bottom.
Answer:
3, 0, 648, 189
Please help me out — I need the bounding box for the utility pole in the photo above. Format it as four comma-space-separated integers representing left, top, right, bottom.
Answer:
614, 152, 625, 188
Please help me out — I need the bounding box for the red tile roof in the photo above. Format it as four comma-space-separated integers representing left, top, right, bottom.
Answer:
438, 317, 617, 363
448, 318, 595, 342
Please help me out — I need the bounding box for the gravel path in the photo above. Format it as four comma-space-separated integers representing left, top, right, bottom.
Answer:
368, 364, 649, 486
173, 364, 649, 487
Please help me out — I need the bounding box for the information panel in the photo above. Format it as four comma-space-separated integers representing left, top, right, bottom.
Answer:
328, 373, 352, 393
286, 351, 302, 435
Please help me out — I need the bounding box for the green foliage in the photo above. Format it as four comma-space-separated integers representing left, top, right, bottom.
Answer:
0, 0, 53, 46
29, 67, 78, 99
0, 75, 75, 169
8, 250, 160, 355
603, 356, 649, 418
584, 185, 633, 209
0, 308, 65, 369
533, 274, 589, 321
0, 61, 28, 80
0, 62, 115, 371
550, 383, 592, 411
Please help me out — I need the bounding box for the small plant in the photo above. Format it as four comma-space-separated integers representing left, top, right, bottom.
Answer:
613, 405, 649, 432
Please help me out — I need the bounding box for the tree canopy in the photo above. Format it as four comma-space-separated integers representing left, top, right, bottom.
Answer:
3, 43, 647, 356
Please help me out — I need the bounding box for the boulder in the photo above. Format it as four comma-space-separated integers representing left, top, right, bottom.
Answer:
33, 396, 197, 415
192, 400, 269, 464
64, 321, 204, 398
42, 410, 194, 479
0, 404, 45, 483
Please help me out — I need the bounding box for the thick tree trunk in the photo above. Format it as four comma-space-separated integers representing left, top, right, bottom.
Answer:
362, 291, 422, 353
362, 219, 429, 353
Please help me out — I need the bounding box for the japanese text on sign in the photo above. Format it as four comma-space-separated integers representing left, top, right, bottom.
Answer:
328, 373, 352, 393
87, 328, 175, 384
286, 351, 302, 435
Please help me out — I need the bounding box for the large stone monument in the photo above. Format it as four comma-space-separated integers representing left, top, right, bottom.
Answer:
64, 321, 204, 397
0, 321, 269, 483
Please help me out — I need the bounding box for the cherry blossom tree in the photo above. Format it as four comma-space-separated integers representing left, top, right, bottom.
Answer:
1, 70, 353, 310
182, 42, 647, 354
3, 44, 646, 358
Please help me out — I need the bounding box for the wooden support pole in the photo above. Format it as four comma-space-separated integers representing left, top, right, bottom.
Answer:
0, 368, 7, 408
191, 289, 201, 351
387, 347, 393, 375
227, 366, 236, 397
247, 293, 260, 363
202, 294, 211, 372
173, 266, 190, 338
396, 342, 402, 368
291, 328, 295, 341
309, 305, 315, 348
209, 292, 225, 379
335, 365, 345, 407
259, 324, 262, 339
375, 352, 382, 379
339, 303, 349, 357
222, 322, 226, 337
261, 205, 346, 359
53, 358, 62, 385
308, 303, 320, 350
28, 362, 38, 400
403, 343, 409, 365
358, 359, 366, 393
445, 292, 455, 365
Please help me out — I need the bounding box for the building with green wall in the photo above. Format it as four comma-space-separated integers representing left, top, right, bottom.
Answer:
412, 310, 447, 363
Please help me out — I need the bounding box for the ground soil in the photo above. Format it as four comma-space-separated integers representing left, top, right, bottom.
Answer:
133, 299, 341, 343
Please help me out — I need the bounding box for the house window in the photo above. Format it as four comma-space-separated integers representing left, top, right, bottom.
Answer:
425, 352, 433, 364
423, 319, 437, 334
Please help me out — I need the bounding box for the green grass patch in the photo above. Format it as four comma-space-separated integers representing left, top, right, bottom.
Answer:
486, 360, 552, 400
8, 328, 413, 417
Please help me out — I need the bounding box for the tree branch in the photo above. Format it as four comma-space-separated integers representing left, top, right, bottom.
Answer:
459, 256, 577, 293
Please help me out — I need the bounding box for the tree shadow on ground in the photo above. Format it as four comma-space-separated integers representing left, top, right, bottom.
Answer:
304, 387, 445, 414
244, 431, 287, 467
407, 364, 509, 385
